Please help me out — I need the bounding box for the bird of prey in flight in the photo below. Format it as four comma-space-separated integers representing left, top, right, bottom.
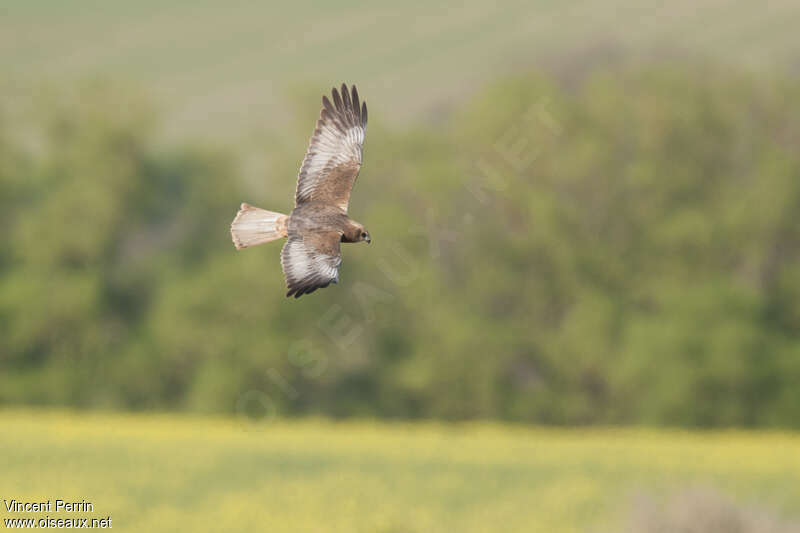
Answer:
230, 84, 370, 298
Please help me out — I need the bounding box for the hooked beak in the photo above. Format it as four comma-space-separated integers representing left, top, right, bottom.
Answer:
366, 236, 371, 244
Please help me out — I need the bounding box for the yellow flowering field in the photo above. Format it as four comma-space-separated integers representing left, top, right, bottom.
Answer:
1, 409, 798, 532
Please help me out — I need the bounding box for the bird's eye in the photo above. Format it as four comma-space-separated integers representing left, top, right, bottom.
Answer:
361, 232, 367, 238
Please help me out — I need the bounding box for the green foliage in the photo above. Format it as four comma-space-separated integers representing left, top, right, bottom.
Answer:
1, 65, 799, 426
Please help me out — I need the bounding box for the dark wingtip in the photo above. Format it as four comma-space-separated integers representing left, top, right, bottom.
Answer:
331, 86, 343, 111
341, 83, 352, 111
351, 85, 360, 119
322, 95, 334, 113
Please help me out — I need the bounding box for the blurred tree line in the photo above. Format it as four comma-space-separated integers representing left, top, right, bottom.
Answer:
1, 63, 799, 427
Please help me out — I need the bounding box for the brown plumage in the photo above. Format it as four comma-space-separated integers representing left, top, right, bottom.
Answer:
230, 84, 370, 298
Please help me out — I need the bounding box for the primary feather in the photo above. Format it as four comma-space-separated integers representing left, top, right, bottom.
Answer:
295, 84, 368, 212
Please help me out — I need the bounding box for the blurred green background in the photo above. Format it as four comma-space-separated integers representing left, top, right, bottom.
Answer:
2, 1, 800, 531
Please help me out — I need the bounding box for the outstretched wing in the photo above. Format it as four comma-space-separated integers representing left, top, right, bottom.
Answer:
295, 84, 368, 212
280, 231, 343, 298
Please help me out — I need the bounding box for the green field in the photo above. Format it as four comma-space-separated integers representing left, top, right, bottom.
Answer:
2, 0, 799, 142
2, 410, 799, 532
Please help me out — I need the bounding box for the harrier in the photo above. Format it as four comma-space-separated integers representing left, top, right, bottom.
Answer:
230, 84, 370, 298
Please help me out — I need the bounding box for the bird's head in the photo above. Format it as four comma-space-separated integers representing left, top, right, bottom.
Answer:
343, 222, 371, 244
359, 229, 371, 244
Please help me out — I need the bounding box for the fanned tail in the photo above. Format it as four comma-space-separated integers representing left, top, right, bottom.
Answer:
230, 203, 288, 250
